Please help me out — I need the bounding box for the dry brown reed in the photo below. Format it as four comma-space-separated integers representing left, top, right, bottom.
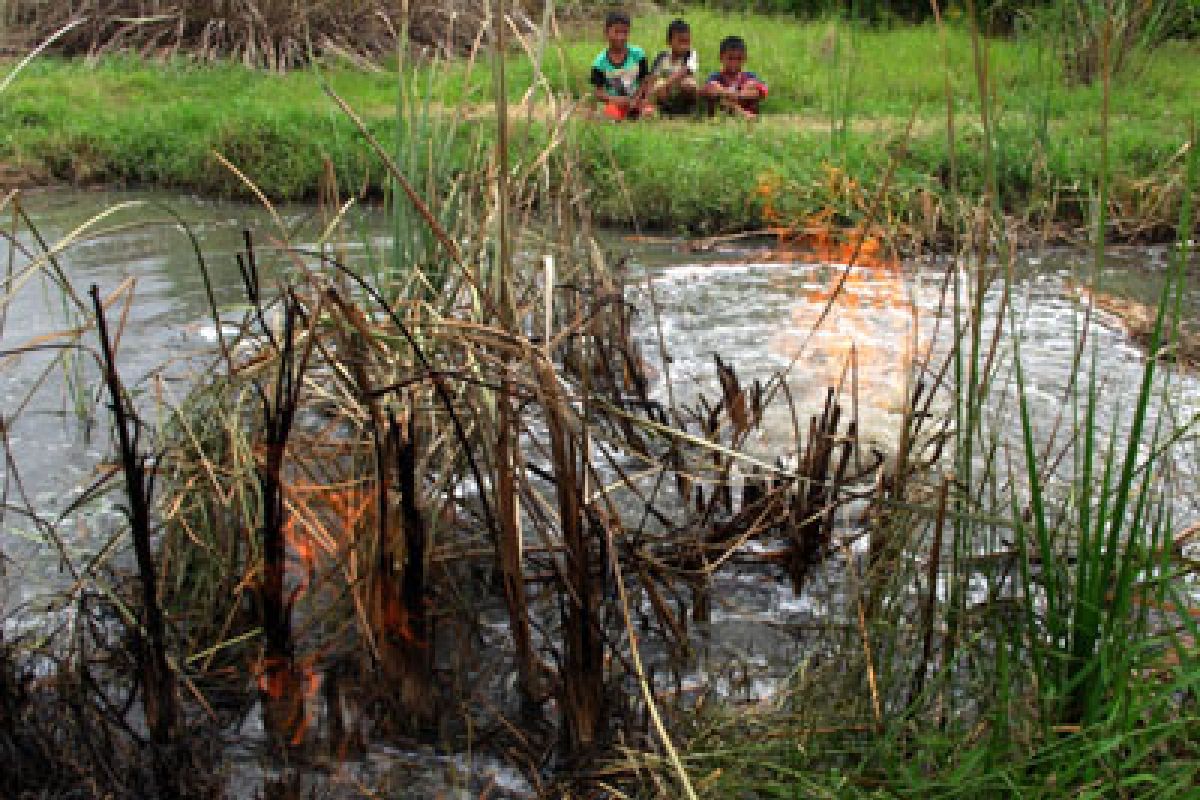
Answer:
2, 0, 497, 68
132, 115, 900, 794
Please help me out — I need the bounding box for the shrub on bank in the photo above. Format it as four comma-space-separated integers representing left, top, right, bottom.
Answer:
3, 0, 490, 69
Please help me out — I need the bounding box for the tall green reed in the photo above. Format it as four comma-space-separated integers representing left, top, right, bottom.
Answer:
1010, 7, 1195, 734
388, 25, 487, 299
824, 13, 858, 162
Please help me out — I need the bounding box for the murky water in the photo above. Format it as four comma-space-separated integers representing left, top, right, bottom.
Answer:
3, 190, 1199, 795
629, 242, 1200, 493
623, 240, 1200, 721
1, 190, 419, 595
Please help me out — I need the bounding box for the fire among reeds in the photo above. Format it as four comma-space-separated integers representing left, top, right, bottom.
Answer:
104, 91, 921, 792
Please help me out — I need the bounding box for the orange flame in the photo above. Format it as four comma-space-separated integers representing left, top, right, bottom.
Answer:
375, 580, 424, 647
255, 655, 321, 746
275, 476, 433, 660
276, 481, 377, 606
752, 173, 918, 415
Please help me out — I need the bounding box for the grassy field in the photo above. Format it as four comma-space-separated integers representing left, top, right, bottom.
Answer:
1, 8, 1198, 233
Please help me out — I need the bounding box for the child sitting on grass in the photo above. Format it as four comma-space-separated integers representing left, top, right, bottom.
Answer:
648, 19, 699, 117
590, 10, 654, 121
702, 36, 768, 120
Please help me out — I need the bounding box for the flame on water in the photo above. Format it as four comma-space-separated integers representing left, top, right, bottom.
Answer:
243, 454, 383, 746
752, 172, 921, 415
374, 577, 424, 649
255, 654, 321, 746
247, 470, 434, 742
278, 476, 427, 654
277, 480, 376, 606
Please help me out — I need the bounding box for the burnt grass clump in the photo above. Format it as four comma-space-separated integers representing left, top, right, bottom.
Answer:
0, 199, 907, 797
0, 604, 222, 799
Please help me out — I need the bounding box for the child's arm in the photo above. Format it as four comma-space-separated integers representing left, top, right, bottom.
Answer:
667, 63, 689, 87
662, 52, 696, 89
598, 87, 631, 107
722, 94, 757, 119
651, 51, 678, 85
591, 66, 630, 108
701, 75, 725, 96
703, 75, 757, 118
735, 74, 768, 102
630, 54, 652, 104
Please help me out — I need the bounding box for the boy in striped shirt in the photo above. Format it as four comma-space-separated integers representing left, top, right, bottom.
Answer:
648, 19, 699, 117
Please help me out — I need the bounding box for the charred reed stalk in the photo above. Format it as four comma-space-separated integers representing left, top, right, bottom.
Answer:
786, 388, 854, 592
394, 414, 429, 671
238, 237, 309, 661
371, 410, 434, 718
533, 356, 606, 755
89, 283, 178, 794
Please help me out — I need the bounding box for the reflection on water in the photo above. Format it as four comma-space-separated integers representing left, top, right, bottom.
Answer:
630, 252, 928, 451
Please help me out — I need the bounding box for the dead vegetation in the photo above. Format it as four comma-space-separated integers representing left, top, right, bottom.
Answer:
142, 210, 895, 789
0, 599, 223, 798
0, 1, 512, 68
0, 83, 938, 794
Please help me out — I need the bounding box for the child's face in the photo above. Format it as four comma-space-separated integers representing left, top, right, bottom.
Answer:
720, 48, 747, 74
606, 22, 630, 51
669, 31, 691, 57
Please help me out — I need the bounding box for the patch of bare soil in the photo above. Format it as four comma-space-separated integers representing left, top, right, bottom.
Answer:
1075, 283, 1200, 369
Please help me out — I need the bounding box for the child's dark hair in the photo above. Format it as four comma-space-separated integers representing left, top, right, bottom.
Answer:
719, 35, 747, 54
667, 19, 690, 41
605, 10, 631, 30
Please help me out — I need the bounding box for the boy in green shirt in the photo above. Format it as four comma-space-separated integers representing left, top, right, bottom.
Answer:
590, 11, 654, 121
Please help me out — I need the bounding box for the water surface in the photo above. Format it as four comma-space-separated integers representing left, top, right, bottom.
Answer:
3, 189, 1198, 795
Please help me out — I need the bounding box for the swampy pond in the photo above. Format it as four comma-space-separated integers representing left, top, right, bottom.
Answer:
3, 189, 1199, 796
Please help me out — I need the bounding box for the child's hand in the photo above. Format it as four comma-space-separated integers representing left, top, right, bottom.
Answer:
734, 83, 763, 101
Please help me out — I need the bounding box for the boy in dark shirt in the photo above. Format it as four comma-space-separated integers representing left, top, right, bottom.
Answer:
648, 19, 699, 117
702, 36, 768, 120
590, 11, 654, 121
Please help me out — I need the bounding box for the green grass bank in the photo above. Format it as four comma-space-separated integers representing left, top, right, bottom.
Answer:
2, 8, 1198, 235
